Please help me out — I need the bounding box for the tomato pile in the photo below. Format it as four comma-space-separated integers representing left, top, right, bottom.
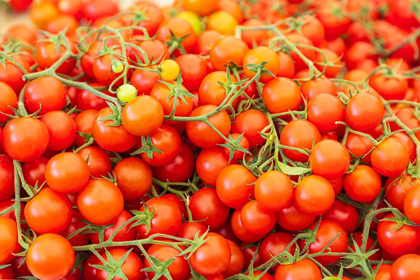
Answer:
1, 0, 420, 279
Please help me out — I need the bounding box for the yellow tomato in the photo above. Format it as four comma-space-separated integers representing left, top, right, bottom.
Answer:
160, 60, 180, 81
206, 11, 238, 35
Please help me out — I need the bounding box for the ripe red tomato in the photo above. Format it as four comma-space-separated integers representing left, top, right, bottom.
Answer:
344, 92, 384, 132
76, 83, 113, 111
35, 39, 76, 74
324, 200, 360, 234
93, 50, 127, 87
310, 140, 350, 180
377, 214, 420, 257
40, 111, 76, 151
175, 54, 209, 92
386, 173, 420, 211
60, 211, 89, 247
73, 109, 98, 147
196, 147, 230, 186
94, 248, 143, 280
223, 240, 245, 277
344, 165, 381, 202
262, 77, 302, 114
190, 233, 231, 276
231, 209, 265, 243
276, 203, 316, 232
307, 93, 344, 133
152, 143, 195, 183
130, 2, 165, 36
240, 200, 276, 236
243, 46, 280, 82
76, 146, 112, 178
391, 254, 420, 280
0, 155, 14, 201
157, 17, 197, 52
232, 109, 269, 147
369, 74, 408, 100
27, 233, 75, 280
0, 217, 20, 265
0, 54, 30, 93
77, 179, 124, 226
210, 36, 249, 71
144, 244, 189, 280
280, 119, 322, 162
0, 82, 17, 124
294, 175, 335, 215
285, 33, 316, 72
371, 138, 409, 177
301, 76, 338, 101
255, 170, 294, 212
189, 187, 230, 230
90, 210, 135, 244
2, 117, 49, 162
275, 259, 322, 280
136, 197, 182, 238
301, 220, 349, 265
260, 232, 296, 270
404, 184, 420, 224
130, 66, 160, 95
186, 105, 231, 148
25, 187, 72, 234
177, 221, 207, 240
345, 132, 374, 163
198, 71, 239, 108
216, 164, 256, 209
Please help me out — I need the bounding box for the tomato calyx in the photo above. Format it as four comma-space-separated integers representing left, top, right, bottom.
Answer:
219, 133, 251, 162
158, 76, 196, 116
166, 31, 189, 55
39, 30, 76, 57
245, 61, 276, 82
142, 255, 175, 279
98, 102, 123, 127
379, 206, 419, 227
130, 204, 155, 234
90, 248, 133, 279
342, 236, 379, 276
131, 135, 163, 159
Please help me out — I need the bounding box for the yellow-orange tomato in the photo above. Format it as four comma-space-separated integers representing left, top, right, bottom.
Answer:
30, 2, 60, 29
181, 0, 219, 16
207, 11, 238, 35
243, 46, 280, 82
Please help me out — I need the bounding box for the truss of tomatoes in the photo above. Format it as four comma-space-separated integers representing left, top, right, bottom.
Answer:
1, 0, 420, 279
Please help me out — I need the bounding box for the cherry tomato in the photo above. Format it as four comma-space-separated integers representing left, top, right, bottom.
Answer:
241, 200, 276, 236
324, 200, 360, 234
391, 254, 420, 280
371, 138, 409, 177
344, 92, 384, 132
262, 77, 302, 114
231, 209, 265, 243
0, 217, 20, 265
232, 109, 269, 147
210, 36, 249, 71
344, 165, 381, 202
275, 259, 322, 280
0, 82, 17, 124
260, 232, 296, 270
307, 93, 344, 133
144, 244, 189, 280
243, 46, 280, 82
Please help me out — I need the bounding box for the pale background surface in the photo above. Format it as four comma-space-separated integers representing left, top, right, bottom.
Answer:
0, 0, 175, 32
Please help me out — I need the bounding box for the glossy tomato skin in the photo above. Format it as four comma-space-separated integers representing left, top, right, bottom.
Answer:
0, 266, 15, 279
90, 210, 135, 244
345, 133, 374, 163
369, 74, 408, 100
243, 46, 280, 82
0, 155, 14, 201
404, 184, 420, 224
280, 120, 322, 162
130, 66, 160, 95
309, 140, 350, 180
377, 214, 420, 257
93, 51, 127, 87
0, 217, 20, 265
386, 174, 420, 211
196, 147, 231, 186
231, 109, 269, 147
189, 187, 230, 230
198, 71, 239, 108
240, 200, 276, 236
344, 165, 381, 203
36, 40, 76, 75
260, 232, 296, 270
262, 77, 302, 114
216, 164, 257, 209
210, 36, 249, 71
92, 107, 139, 153
344, 92, 384, 132
307, 93, 344, 133
223, 240, 245, 277
122, 95, 164, 137
27, 233, 75, 280
45, 152, 90, 194
76, 83, 113, 111
323, 200, 360, 234
301, 220, 349, 266
136, 197, 182, 238
144, 244, 189, 280
152, 143, 195, 183
190, 233, 231, 276
2, 117, 49, 162
391, 254, 420, 280
186, 105, 231, 148
275, 259, 322, 280
60, 211, 89, 247
177, 222, 207, 240
0, 82, 17, 124
77, 179, 124, 226
371, 138, 409, 177
0, 55, 30, 93
24, 187, 72, 234
301, 76, 338, 101
77, 146, 112, 178
231, 209, 265, 243
40, 111, 76, 151
74, 109, 98, 147
157, 17, 196, 52
276, 203, 316, 232
294, 175, 335, 215
94, 248, 143, 280
255, 170, 294, 212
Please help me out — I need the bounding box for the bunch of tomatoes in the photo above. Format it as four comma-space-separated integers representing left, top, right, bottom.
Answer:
1, 0, 420, 279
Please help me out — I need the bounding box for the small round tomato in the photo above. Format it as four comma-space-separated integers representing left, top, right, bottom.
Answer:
40, 111, 76, 151
122, 95, 164, 137
0, 82, 17, 124
344, 92, 384, 132
314, 48, 342, 77
391, 254, 420, 280
76, 83, 113, 111
231, 209, 265, 243
0, 265, 15, 279
255, 170, 294, 212
24, 76, 66, 115
260, 232, 296, 270
93, 50, 127, 87
27, 234, 75, 280
90, 210, 136, 244
210, 36, 249, 70
0, 155, 14, 201
35, 38, 76, 74
241, 19, 267, 47
275, 259, 322, 280
21, 157, 48, 187
345, 133, 374, 163
371, 138, 409, 177
277, 52, 295, 78
232, 109, 269, 147
114, 157, 152, 200
92, 107, 139, 153
196, 147, 230, 186
241, 200, 276, 236
181, 0, 217, 16
157, 17, 196, 52
130, 66, 160, 95
207, 11, 238, 35
216, 164, 256, 209
190, 187, 230, 230
198, 71, 239, 108
94, 248, 143, 280
369, 74, 408, 100
77, 146, 112, 178
2, 117, 49, 162
60, 211, 89, 247
310, 140, 350, 180
130, 2, 164, 36
190, 233, 231, 276
307, 93, 344, 133
377, 214, 420, 257
186, 105, 231, 148
324, 200, 360, 234
77, 179, 124, 226
280, 119, 322, 162
0, 54, 30, 94
262, 77, 302, 114
294, 175, 335, 215
243, 46, 280, 82
25, 187, 72, 234
277, 203, 316, 232
194, 30, 222, 55
144, 244, 189, 280
284, 33, 316, 72
177, 222, 207, 240
45, 152, 90, 194
223, 240, 245, 277
175, 54, 209, 92
301, 76, 338, 101
0, 217, 20, 265
136, 197, 182, 238
386, 173, 420, 211
74, 109, 98, 147
344, 165, 381, 203
30, 1, 59, 29
301, 220, 349, 265
404, 185, 420, 224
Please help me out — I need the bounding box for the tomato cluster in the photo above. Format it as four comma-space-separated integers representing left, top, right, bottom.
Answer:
1, 0, 420, 279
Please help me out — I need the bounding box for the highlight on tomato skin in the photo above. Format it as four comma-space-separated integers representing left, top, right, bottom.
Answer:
0, 0, 420, 279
